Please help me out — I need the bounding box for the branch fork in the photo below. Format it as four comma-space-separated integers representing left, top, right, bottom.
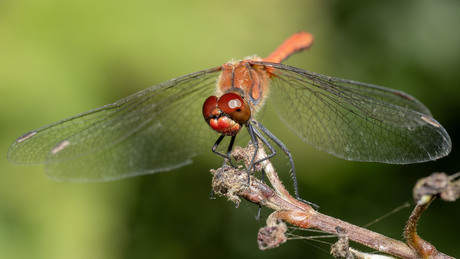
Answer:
210, 143, 458, 258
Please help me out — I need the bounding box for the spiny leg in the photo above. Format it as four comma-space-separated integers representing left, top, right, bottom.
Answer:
211, 134, 236, 167
251, 125, 277, 164
210, 134, 236, 199
251, 125, 281, 217
246, 122, 260, 177
211, 134, 226, 157
247, 122, 264, 220
252, 121, 299, 199
254, 122, 318, 209
226, 135, 236, 165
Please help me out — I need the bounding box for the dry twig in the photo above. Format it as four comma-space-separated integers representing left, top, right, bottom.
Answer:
210, 143, 457, 258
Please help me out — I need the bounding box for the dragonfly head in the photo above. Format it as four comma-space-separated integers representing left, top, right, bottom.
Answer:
202, 93, 251, 136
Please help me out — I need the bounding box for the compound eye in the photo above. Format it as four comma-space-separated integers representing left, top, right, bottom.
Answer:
202, 96, 218, 119
217, 93, 251, 124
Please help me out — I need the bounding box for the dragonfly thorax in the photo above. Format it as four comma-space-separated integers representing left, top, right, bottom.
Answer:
216, 60, 271, 113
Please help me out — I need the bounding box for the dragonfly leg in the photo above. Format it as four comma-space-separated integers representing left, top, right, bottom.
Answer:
251, 126, 277, 164
226, 135, 236, 166
212, 134, 236, 167
253, 121, 300, 199
246, 123, 260, 178
254, 123, 319, 208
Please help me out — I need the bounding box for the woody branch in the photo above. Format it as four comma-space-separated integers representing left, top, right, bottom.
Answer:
210, 143, 457, 259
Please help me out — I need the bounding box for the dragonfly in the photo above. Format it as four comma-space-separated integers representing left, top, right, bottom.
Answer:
8, 31, 451, 197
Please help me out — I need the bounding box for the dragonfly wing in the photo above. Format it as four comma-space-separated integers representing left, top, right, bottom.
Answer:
261, 62, 451, 164
8, 68, 222, 181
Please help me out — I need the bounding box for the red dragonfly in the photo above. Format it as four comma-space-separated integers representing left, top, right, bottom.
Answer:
8, 32, 451, 196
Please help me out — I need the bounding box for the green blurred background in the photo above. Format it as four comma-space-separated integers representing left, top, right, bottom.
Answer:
1, 0, 459, 258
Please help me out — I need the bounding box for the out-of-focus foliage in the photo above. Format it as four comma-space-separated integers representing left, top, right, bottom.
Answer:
1, 0, 459, 258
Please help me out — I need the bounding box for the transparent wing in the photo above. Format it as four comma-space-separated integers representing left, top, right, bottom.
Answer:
256, 62, 451, 164
8, 67, 222, 181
